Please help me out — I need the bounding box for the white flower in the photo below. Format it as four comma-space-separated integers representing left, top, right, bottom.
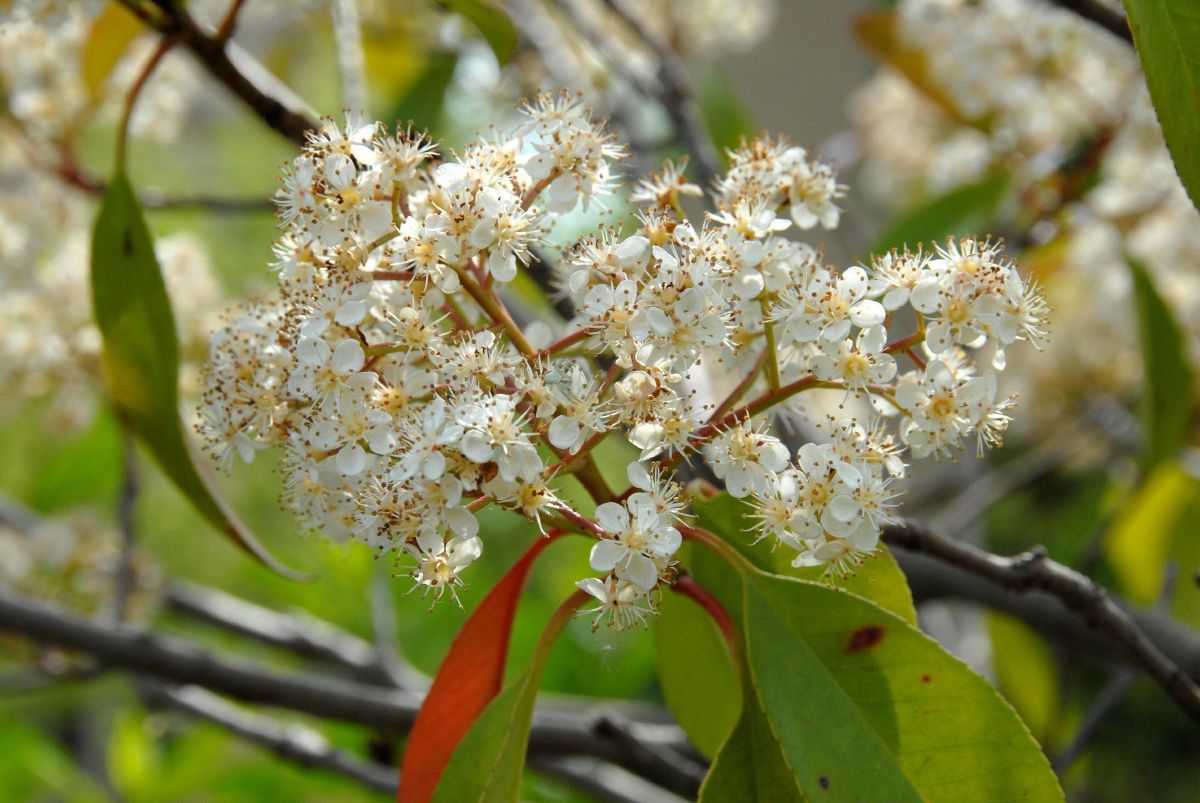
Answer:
776, 267, 886, 344
589, 498, 681, 591
288, 337, 375, 408
392, 397, 463, 481
455, 394, 543, 481
704, 423, 791, 498
810, 325, 897, 390
576, 576, 654, 631
407, 533, 483, 604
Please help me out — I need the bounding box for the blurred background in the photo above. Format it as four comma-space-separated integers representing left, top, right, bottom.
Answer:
2, 0, 1198, 800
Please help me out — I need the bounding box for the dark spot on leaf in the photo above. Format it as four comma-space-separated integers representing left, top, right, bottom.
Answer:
819, 776, 829, 790
845, 625, 885, 652
921, 674, 932, 683
122, 228, 134, 255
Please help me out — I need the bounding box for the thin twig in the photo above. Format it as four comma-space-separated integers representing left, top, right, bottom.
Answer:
164, 580, 401, 687
1050, 564, 1182, 770
111, 435, 140, 622
145, 682, 399, 793
530, 755, 691, 803
883, 519, 1200, 723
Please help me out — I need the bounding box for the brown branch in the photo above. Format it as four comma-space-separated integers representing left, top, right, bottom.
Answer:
883, 519, 1200, 723
123, 0, 318, 146
1048, 0, 1132, 43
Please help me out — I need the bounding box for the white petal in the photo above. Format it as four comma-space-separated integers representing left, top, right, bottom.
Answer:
333, 339, 365, 373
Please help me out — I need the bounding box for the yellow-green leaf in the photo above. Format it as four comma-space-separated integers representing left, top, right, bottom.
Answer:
1106, 461, 1200, 604
870, 173, 1012, 257
1122, 0, 1200, 212
90, 175, 307, 580
988, 612, 1062, 747
733, 570, 1064, 801
81, 2, 144, 101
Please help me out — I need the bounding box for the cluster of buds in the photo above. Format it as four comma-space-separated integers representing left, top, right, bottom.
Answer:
200, 93, 1046, 627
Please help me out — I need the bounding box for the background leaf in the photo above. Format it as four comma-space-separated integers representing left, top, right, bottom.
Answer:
1105, 462, 1200, 604
1129, 257, 1194, 470
654, 588, 740, 758
870, 173, 1011, 256
442, 0, 517, 66
988, 612, 1063, 747
90, 175, 305, 579
81, 2, 144, 101
1122, 0, 1200, 212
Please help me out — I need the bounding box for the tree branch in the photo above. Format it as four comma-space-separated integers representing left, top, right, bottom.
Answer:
884, 519, 1200, 723
0, 588, 701, 794
145, 682, 399, 793
1048, 0, 1132, 43
123, 0, 319, 145
164, 580, 405, 688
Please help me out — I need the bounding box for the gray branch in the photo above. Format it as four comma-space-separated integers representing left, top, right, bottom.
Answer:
0, 588, 703, 795
146, 682, 398, 793
885, 519, 1200, 723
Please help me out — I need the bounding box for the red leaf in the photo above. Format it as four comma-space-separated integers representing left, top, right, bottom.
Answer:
397, 532, 563, 801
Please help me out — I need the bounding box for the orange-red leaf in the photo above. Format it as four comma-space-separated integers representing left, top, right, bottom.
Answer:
397, 532, 562, 802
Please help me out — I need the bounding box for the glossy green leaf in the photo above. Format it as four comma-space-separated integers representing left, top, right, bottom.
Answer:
443, 0, 517, 66
90, 175, 305, 579
654, 588, 740, 758
1122, 0, 1200, 212
1129, 257, 1194, 470
699, 673, 803, 802
736, 571, 1063, 801
870, 173, 1011, 257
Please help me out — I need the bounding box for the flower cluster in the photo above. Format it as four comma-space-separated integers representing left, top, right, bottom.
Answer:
852, 0, 1200, 441
200, 95, 1045, 627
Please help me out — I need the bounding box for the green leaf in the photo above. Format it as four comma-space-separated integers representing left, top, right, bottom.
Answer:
1122, 0, 1200, 212
433, 668, 540, 802
654, 588, 741, 758
698, 68, 757, 163
81, 2, 144, 101
386, 52, 458, 137
1129, 257, 1194, 469
90, 175, 306, 580
699, 674, 804, 802
443, 0, 517, 66
988, 612, 1062, 747
870, 173, 1012, 257
735, 571, 1063, 801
